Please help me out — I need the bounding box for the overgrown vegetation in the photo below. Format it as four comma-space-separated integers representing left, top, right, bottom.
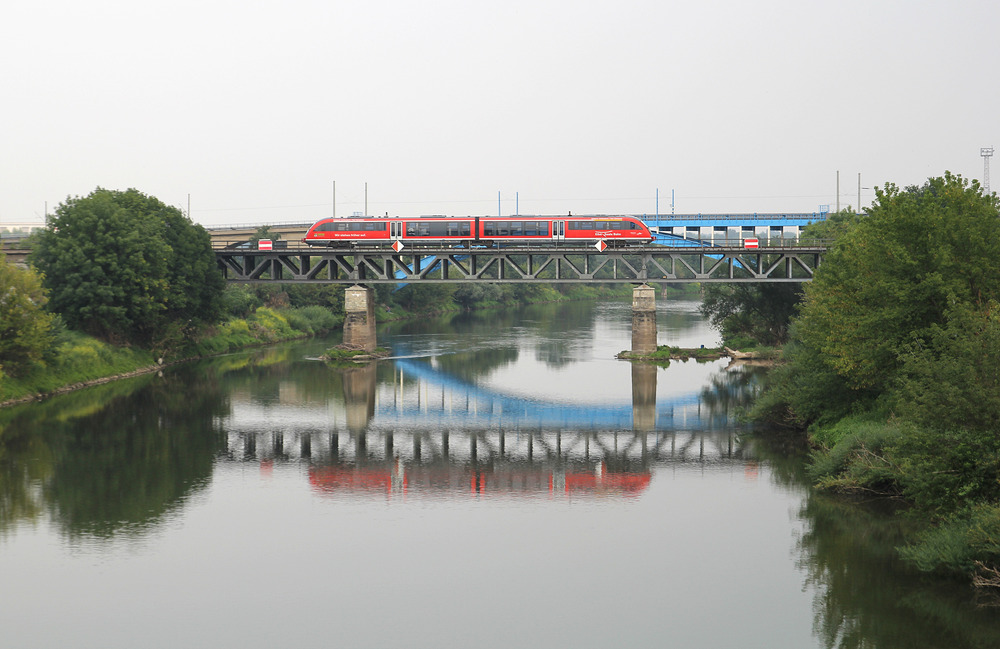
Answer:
0, 256, 56, 379
746, 173, 1000, 585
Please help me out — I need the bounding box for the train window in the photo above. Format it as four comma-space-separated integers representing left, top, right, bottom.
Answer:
317, 220, 385, 232
406, 221, 470, 237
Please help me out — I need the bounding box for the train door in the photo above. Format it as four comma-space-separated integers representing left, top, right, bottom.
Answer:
390, 221, 403, 241
552, 220, 565, 243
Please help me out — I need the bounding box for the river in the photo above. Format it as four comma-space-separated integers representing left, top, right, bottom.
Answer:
0, 298, 997, 649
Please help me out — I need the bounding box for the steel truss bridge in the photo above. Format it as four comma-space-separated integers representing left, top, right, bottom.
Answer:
214, 241, 825, 284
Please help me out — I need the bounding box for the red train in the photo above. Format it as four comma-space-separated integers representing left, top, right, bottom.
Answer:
302, 215, 654, 248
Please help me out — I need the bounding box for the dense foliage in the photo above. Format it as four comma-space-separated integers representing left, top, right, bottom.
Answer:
700, 282, 802, 348
751, 173, 1000, 580
30, 188, 225, 348
0, 258, 56, 377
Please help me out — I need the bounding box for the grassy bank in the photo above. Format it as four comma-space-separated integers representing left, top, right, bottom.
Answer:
0, 305, 342, 406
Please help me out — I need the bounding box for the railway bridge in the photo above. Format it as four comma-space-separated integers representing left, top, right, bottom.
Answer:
3, 213, 828, 355
209, 213, 827, 355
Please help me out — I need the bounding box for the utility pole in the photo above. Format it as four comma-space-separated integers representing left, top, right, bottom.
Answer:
836, 170, 840, 212
983, 147, 994, 195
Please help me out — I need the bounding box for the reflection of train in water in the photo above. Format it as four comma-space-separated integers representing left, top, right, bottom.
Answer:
308, 461, 651, 498
303, 215, 654, 248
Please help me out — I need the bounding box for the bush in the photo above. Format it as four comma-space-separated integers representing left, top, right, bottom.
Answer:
899, 505, 1000, 575
284, 305, 341, 335
893, 427, 1000, 515
221, 286, 262, 318
249, 307, 297, 341
808, 418, 904, 495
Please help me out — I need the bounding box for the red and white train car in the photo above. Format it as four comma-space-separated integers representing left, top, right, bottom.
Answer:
303, 215, 653, 248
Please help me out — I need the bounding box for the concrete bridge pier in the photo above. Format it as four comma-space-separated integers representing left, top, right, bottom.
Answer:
631, 284, 658, 355
343, 285, 377, 351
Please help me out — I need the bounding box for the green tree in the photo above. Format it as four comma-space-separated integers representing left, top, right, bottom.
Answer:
31, 188, 224, 345
796, 173, 1000, 392
0, 257, 56, 376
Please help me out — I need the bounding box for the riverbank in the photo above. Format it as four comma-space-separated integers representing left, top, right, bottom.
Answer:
749, 351, 1000, 598
0, 305, 339, 408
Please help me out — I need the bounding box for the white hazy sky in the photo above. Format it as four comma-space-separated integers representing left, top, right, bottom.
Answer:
2, 0, 997, 227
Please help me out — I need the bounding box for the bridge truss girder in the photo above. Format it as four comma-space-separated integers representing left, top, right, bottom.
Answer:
215, 245, 824, 284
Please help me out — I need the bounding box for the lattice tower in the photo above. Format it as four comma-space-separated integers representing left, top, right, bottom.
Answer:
983, 147, 994, 195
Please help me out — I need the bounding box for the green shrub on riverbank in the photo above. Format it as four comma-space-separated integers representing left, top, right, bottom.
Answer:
177, 306, 343, 358
0, 305, 344, 405
0, 332, 155, 403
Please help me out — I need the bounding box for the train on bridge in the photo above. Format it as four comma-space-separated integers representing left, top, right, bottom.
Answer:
303, 215, 654, 249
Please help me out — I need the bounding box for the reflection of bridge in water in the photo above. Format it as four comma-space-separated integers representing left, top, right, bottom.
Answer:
357, 357, 726, 432
220, 355, 758, 500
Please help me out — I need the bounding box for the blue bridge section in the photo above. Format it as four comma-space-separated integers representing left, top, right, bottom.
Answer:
642, 212, 826, 247
375, 357, 721, 431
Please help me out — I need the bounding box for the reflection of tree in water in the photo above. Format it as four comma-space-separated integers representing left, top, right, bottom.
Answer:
0, 371, 228, 540
433, 347, 519, 381
798, 494, 1000, 649
698, 362, 768, 421
386, 301, 601, 371
534, 339, 574, 367
0, 408, 58, 538
749, 435, 1000, 649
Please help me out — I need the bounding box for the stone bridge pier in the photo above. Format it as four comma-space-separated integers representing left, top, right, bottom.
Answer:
343, 285, 377, 352
631, 284, 658, 355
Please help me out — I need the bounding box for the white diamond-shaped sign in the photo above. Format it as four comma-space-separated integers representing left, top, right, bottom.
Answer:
392, 240, 404, 252
594, 240, 607, 252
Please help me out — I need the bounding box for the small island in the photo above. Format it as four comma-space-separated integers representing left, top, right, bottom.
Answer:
321, 344, 391, 365
616, 346, 778, 363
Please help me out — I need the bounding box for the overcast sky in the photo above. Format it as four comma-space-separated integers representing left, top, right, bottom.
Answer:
2, 0, 997, 226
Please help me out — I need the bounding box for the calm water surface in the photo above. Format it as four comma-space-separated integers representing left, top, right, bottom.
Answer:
1, 299, 998, 648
